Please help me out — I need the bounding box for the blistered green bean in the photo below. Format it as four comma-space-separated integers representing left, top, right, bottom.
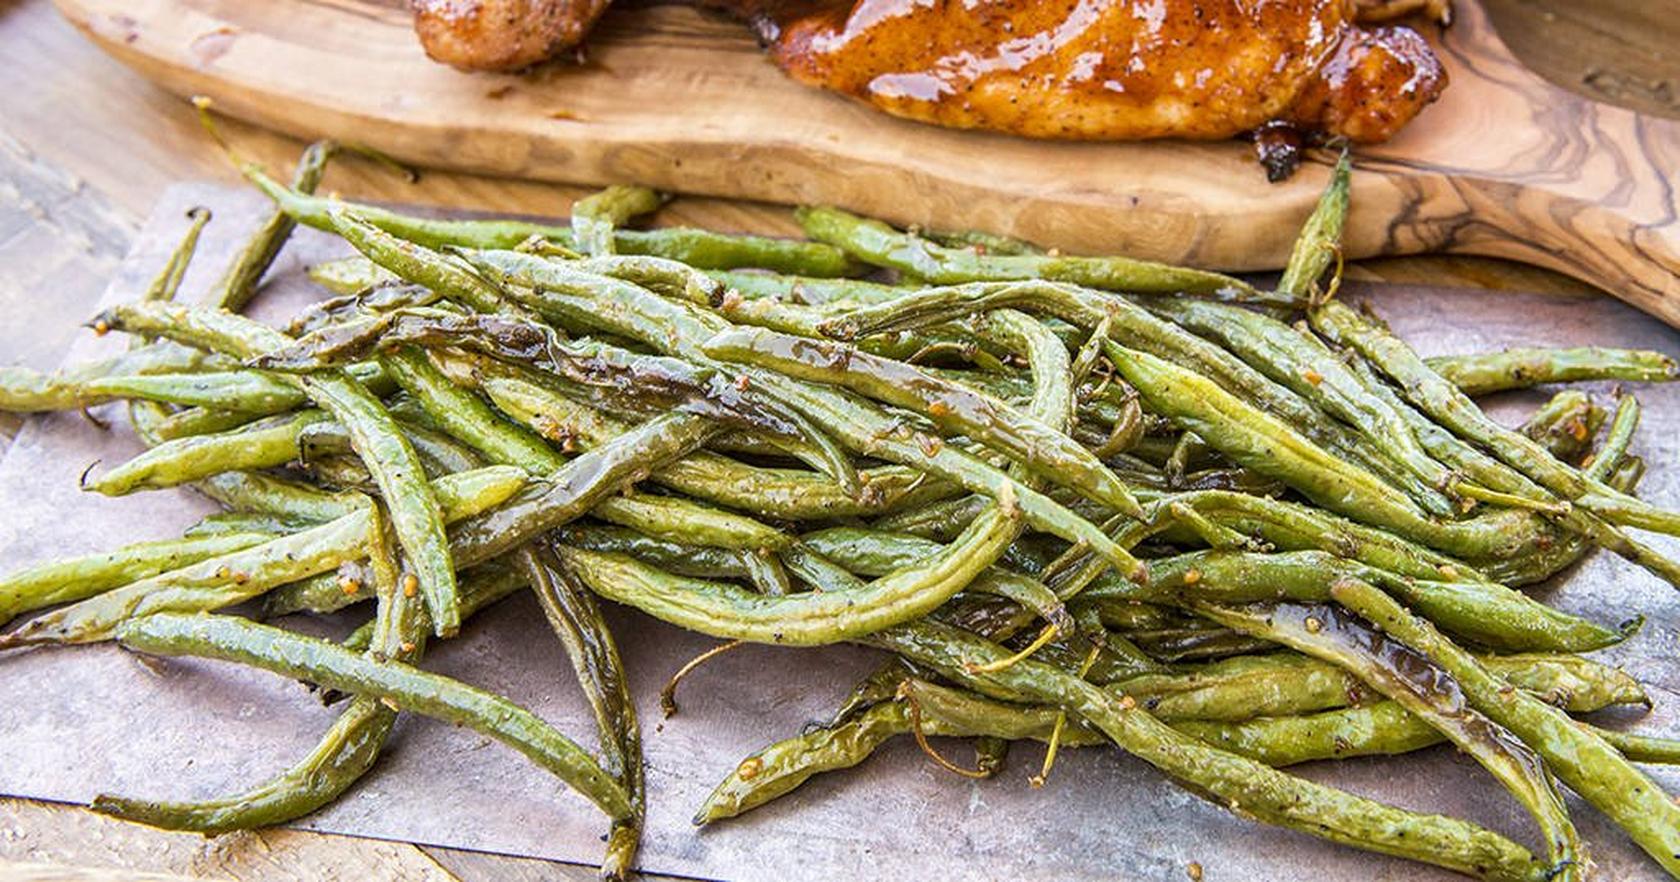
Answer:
1429, 346, 1680, 396
115, 612, 631, 820
795, 206, 1267, 303
0, 467, 523, 647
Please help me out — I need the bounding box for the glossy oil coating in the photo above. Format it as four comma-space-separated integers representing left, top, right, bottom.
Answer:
748, 0, 1444, 142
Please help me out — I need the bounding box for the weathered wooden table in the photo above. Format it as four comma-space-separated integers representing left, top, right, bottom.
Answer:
0, 0, 1673, 877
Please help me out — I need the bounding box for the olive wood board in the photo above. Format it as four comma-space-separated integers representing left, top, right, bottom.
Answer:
52, 0, 1680, 326
0, 185, 1676, 881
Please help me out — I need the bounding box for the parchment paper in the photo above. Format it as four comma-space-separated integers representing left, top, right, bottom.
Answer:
0, 185, 1675, 881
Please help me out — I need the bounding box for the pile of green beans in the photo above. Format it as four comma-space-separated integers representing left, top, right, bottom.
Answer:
2, 140, 1678, 881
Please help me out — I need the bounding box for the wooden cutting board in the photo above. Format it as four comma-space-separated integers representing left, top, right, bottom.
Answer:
54, 0, 1680, 323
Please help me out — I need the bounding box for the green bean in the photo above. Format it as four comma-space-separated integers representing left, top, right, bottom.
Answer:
184, 512, 317, 537
1313, 298, 1680, 539
78, 359, 390, 416
1082, 548, 1624, 653
592, 494, 789, 552
327, 210, 517, 316
379, 347, 562, 474
572, 185, 666, 256
1118, 652, 1377, 720
468, 357, 944, 520
1276, 150, 1348, 300
0, 342, 235, 413
1171, 704, 1426, 766
1330, 578, 1680, 875
94, 688, 395, 833
1129, 649, 1637, 718
553, 526, 753, 579
1102, 342, 1607, 567
456, 251, 1145, 555
795, 527, 1073, 634
1588, 392, 1640, 477
707, 270, 905, 306
86, 410, 329, 495
92, 500, 423, 835
298, 417, 483, 479
1340, 355, 1680, 585
1199, 601, 1580, 880
262, 564, 372, 616
1520, 390, 1601, 465
211, 140, 337, 312
94, 301, 463, 636
81, 371, 311, 414
1072, 597, 1180, 632
1153, 297, 1466, 515
1428, 347, 1680, 396
447, 413, 718, 569
380, 341, 789, 552
795, 206, 1269, 303
1127, 628, 1276, 661
819, 279, 1451, 512
0, 532, 273, 626
271, 304, 861, 496
151, 406, 260, 440
695, 699, 917, 824
308, 255, 397, 296
862, 619, 1547, 881
115, 612, 631, 820
576, 254, 724, 306
291, 283, 443, 336
557, 495, 1022, 645
521, 544, 644, 879
195, 470, 368, 522
140, 205, 211, 309
702, 648, 1658, 826
920, 227, 1045, 256
1596, 728, 1680, 766
700, 325, 1145, 519
0, 466, 524, 647
245, 167, 858, 275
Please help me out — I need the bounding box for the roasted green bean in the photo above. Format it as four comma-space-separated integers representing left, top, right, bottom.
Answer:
1429, 346, 1680, 396
115, 612, 631, 820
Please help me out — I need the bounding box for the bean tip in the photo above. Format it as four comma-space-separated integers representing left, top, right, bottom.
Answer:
77, 459, 102, 490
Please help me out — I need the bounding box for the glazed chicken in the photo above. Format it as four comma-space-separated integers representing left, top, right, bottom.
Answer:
409, 0, 1448, 176
411, 0, 613, 71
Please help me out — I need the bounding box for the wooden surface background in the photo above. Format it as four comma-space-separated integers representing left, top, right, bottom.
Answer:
0, 0, 1673, 877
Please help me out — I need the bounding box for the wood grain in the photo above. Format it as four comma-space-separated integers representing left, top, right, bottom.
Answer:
49, 0, 1680, 323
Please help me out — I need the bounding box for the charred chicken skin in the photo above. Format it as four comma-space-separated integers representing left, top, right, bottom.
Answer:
410, 0, 1447, 174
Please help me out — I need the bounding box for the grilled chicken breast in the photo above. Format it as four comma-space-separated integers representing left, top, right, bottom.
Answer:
411, 0, 612, 71
753, 0, 1444, 144
409, 0, 1446, 176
